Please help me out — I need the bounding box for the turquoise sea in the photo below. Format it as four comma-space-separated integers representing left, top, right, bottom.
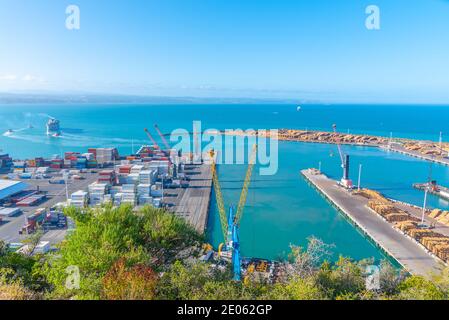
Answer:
1, 104, 449, 262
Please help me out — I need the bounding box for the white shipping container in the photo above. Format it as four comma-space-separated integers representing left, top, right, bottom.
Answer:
71, 190, 88, 199
82, 153, 95, 161
35, 241, 51, 254
130, 165, 144, 174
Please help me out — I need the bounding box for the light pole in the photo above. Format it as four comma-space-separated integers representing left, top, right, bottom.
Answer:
389, 132, 393, 149
421, 188, 428, 226
61, 171, 70, 202
161, 175, 164, 202
357, 164, 362, 191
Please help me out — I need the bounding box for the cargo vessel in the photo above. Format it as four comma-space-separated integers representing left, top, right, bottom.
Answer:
46, 118, 61, 137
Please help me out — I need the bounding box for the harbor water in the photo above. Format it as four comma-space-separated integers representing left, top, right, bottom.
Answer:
1, 103, 449, 262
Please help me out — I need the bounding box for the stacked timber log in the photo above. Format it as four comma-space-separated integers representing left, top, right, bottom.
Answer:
358, 189, 449, 263
396, 221, 419, 233
354, 189, 388, 202
275, 129, 388, 146
367, 201, 418, 223
429, 209, 449, 227
225, 128, 449, 160
402, 141, 449, 157
400, 229, 449, 262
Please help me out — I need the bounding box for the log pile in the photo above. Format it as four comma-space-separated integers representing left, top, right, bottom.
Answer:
362, 192, 449, 263
354, 189, 389, 203
403, 141, 449, 157
428, 209, 449, 227
276, 129, 388, 146
399, 227, 449, 263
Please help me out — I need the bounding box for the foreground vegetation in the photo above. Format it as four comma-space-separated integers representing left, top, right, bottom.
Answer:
0, 204, 448, 300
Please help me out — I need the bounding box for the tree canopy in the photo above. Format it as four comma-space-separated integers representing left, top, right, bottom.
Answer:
1, 204, 448, 301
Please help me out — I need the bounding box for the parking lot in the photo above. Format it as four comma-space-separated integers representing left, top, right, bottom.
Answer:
0, 170, 100, 245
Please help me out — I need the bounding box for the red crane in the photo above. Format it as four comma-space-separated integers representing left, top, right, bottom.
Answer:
144, 128, 160, 149
154, 124, 171, 150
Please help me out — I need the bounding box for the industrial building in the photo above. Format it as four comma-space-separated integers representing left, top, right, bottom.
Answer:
0, 179, 28, 203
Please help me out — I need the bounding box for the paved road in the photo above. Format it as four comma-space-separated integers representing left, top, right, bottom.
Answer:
301, 169, 445, 277
164, 164, 212, 233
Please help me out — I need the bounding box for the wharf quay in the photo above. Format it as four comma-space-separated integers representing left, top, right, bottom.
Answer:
381, 145, 449, 167
301, 169, 444, 277
167, 163, 212, 234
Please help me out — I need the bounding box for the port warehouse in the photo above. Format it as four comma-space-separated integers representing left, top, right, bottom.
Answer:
0, 180, 28, 202
0, 180, 29, 217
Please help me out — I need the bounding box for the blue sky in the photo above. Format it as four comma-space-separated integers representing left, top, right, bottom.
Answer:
0, 0, 449, 103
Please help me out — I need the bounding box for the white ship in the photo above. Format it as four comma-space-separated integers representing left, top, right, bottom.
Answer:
46, 118, 61, 137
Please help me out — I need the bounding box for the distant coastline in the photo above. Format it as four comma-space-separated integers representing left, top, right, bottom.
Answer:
2, 93, 449, 106
0, 92, 304, 105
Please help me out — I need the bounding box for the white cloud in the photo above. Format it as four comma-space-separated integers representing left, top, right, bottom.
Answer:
22, 74, 39, 82
0, 74, 18, 81
0, 74, 45, 83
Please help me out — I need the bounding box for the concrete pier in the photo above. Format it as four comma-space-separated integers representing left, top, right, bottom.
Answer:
169, 164, 212, 234
301, 169, 444, 277
380, 145, 449, 167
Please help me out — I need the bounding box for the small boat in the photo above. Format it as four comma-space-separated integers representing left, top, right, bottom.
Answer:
297, 106, 302, 111
4, 129, 13, 136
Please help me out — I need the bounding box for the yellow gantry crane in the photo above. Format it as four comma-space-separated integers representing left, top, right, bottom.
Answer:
235, 144, 258, 223
209, 144, 258, 281
209, 149, 228, 242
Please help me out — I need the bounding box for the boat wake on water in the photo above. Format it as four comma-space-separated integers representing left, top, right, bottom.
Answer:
2, 131, 147, 148
2, 127, 31, 136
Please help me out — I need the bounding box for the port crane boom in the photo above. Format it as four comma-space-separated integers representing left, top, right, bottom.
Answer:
154, 124, 171, 150
209, 144, 258, 281
332, 124, 353, 189
332, 124, 345, 167
235, 144, 258, 224
144, 128, 160, 149
209, 149, 229, 242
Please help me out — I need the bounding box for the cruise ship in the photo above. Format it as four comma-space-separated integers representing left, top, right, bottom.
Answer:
46, 118, 61, 137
